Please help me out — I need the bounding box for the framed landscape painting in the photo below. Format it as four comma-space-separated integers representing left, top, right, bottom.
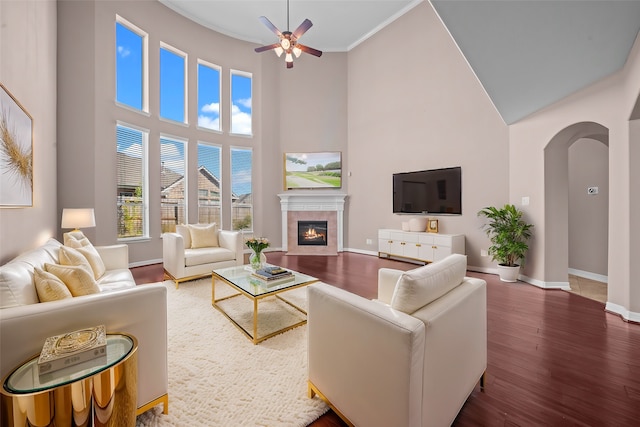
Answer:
1, 84, 33, 207
284, 152, 342, 190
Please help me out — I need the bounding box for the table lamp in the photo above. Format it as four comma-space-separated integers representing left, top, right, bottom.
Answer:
61, 208, 96, 231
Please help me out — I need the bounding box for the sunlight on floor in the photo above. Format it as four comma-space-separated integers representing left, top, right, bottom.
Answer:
567, 274, 607, 303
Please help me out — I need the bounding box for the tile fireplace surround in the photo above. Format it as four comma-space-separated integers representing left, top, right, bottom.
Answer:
278, 193, 348, 256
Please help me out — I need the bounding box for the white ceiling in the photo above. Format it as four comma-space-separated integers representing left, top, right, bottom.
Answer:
160, 0, 640, 124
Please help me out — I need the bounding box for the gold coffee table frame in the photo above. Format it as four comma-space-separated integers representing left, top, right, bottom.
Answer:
212, 265, 318, 344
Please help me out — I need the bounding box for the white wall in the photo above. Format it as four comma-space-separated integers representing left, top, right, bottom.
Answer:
0, 0, 57, 264
509, 31, 640, 319
568, 138, 608, 277
346, 1, 509, 270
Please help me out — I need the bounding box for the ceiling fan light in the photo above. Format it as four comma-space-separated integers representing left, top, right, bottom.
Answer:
293, 46, 302, 58
285, 52, 293, 63
274, 46, 284, 57
281, 38, 291, 50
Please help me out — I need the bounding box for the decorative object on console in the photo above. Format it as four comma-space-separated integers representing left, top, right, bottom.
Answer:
408, 217, 428, 232
37, 325, 107, 375
427, 219, 439, 233
61, 208, 96, 231
246, 237, 269, 270
254, 0, 323, 69
478, 204, 534, 282
284, 152, 341, 189
0, 83, 33, 208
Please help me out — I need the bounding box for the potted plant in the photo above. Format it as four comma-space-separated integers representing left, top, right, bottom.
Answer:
478, 204, 533, 282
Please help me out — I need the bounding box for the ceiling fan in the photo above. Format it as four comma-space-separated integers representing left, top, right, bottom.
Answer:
254, 0, 323, 69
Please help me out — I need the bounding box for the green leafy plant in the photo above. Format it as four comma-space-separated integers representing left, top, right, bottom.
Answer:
478, 204, 533, 267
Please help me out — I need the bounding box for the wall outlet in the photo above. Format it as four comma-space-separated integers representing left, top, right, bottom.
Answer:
481, 249, 488, 257
587, 186, 598, 195
366, 238, 373, 245
521, 196, 530, 206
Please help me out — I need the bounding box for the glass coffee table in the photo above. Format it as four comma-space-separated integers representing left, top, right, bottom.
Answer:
212, 265, 318, 344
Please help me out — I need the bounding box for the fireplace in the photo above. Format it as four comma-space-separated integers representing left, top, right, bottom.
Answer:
279, 193, 347, 255
298, 221, 328, 246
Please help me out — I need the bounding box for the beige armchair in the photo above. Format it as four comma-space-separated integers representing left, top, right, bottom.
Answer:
307, 254, 487, 427
163, 224, 243, 287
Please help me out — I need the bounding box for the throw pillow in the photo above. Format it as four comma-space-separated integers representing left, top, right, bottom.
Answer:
76, 245, 106, 279
59, 246, 94, 276
189, 223, 219, 249
390, 254, 467, 314
34, 267, 73, 302
63, 231, 91, 248
44, 263, 100, 297
175, 224, 192, 249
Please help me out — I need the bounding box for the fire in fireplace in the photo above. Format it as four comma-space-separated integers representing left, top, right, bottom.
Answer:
298, 221, 328, 246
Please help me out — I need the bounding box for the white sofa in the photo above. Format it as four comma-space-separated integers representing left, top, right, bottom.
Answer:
307, 254, 487, 427
0, 238, 169, 416
163, 224, 243, 287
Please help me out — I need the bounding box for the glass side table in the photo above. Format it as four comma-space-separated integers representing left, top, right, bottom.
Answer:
1, 333, 138, 427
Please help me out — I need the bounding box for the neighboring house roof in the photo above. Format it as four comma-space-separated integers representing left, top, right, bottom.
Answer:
117, 151, 142, 189
160, 164, 184, 191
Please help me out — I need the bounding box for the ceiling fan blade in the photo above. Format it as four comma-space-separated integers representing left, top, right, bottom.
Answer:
297, 43, 323, 58
292, 19, 313, 39
286, 61, 294, 69
254, 43, 281, 53
258, 16, 282, 37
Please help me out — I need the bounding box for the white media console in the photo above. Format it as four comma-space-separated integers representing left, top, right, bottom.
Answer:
378, 229, 465, 264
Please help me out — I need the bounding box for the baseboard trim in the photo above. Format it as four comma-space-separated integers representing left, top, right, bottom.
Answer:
568, 268, 608, 283
605, 302, 640, 324
129, 258, 162, 268
518, 275, 571, 290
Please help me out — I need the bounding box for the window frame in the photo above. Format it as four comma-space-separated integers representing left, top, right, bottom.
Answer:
230, 146, 253, 232
197, 59, 222, 134
229, 69, 253, 137
160, 133, 188, 233
116, 121, 150, 242
159, 42, 188, 125
115, 15, 149, 114
196, 141, 223, 225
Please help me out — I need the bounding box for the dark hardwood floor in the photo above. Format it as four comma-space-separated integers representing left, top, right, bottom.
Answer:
132, 252, 640, 426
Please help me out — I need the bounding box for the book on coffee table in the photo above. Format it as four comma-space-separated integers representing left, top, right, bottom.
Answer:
37, 325, 107, 375
253, 267, 293, 281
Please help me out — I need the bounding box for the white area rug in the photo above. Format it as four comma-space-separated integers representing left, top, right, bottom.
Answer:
136, 278, 328, 426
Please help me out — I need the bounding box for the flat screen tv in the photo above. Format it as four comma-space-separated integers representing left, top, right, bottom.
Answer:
393, 167, 462, 215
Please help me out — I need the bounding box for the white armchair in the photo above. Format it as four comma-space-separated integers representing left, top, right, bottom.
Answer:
163, 224, 243, 287
307, 254, 487, 427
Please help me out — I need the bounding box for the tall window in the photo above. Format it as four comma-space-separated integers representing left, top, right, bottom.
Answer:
116, 124, 148, 239
197, 60, 221, 132
230, 71, 252, 135
160, 43, 187, 123
115, 17, 148, 112
197, 142, 222, 225
160, 136, 187, 233
231, 147, 253, 230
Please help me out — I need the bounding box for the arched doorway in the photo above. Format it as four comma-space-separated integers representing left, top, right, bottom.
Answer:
544, 122, 609, 301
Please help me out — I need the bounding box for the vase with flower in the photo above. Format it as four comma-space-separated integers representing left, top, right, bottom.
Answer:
245, 237, 269, 270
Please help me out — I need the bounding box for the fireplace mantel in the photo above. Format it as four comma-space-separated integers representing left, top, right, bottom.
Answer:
278, 193, 348, 253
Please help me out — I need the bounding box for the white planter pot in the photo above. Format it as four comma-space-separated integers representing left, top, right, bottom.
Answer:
497, 264, 520, 282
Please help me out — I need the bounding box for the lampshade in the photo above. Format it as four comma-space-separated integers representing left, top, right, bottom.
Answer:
61, 208, 96, 231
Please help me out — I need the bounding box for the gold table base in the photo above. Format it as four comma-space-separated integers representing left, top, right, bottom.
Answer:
212, 274, 313, 345
1, 337, 138, 427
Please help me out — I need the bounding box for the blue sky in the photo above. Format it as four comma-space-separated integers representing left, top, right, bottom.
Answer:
116, 22, 253, 196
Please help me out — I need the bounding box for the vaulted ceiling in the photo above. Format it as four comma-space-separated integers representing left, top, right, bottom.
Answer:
160, 0, 640, 124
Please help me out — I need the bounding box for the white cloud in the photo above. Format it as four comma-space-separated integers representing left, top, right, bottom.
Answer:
117, 45, 131, 58
198, 115, 220, 131
123, 143, 142, 157
201, 102, 220, 114
237, 97, 252, 109
231, 104, 252, 135
160, 143, 181, 159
